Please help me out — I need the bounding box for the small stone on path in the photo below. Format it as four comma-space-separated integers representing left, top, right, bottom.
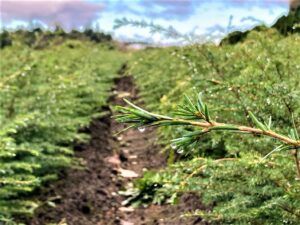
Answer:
120, 220, 134, 225
105, 154, 121, 166
119, 206, 135, 212
119, 168, 139, 178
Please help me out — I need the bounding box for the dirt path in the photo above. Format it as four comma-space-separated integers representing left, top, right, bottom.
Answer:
28, 71, 205, 225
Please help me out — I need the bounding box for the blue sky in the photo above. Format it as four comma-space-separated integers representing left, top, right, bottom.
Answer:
0, 0, 290, 44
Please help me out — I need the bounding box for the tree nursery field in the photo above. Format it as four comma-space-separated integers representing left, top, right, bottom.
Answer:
0, 10, 300, 225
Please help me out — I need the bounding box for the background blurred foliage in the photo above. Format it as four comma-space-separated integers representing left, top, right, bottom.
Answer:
125, 27, 300, 223
0, 26, 112, 50
0, 38, 127, 220
128, 28, 300, 158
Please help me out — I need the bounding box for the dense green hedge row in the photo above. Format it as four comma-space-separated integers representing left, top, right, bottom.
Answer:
0, 40, 126, 221
126, 29, 300, 223
129, 29, 300, 157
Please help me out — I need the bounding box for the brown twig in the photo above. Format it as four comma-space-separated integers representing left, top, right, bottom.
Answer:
167, 118, 300, 147
293, 150, 300, 179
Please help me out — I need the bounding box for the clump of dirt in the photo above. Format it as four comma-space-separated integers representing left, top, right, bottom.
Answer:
27, 72, 207, 225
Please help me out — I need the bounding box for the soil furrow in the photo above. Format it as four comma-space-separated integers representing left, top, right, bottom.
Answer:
27, 70, 205, 225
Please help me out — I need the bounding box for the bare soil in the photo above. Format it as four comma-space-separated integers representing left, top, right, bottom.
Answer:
27, 73, 207, 225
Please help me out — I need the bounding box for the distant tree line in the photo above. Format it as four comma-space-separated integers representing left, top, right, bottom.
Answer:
221, 6, 300, 45
0, 25, 112, 49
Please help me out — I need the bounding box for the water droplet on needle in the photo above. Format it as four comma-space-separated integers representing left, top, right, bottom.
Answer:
177, 148, 184, 154
138, 127, 145, 133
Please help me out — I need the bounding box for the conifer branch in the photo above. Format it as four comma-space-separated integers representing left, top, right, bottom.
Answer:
115, 97, 299, 148
115, 94, 300, 177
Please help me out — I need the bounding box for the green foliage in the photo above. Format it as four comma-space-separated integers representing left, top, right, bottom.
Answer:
0, 40, 126, 220
1, 27, 112, 49
116, 97, 299, 151
220, 7, 300, 46
118, 28, 300, 223
0, 31, 12, 49
128, 153, 300, 224
272, 6, 300, 35
127, 29, 300, 158
116, 93, 300, 223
